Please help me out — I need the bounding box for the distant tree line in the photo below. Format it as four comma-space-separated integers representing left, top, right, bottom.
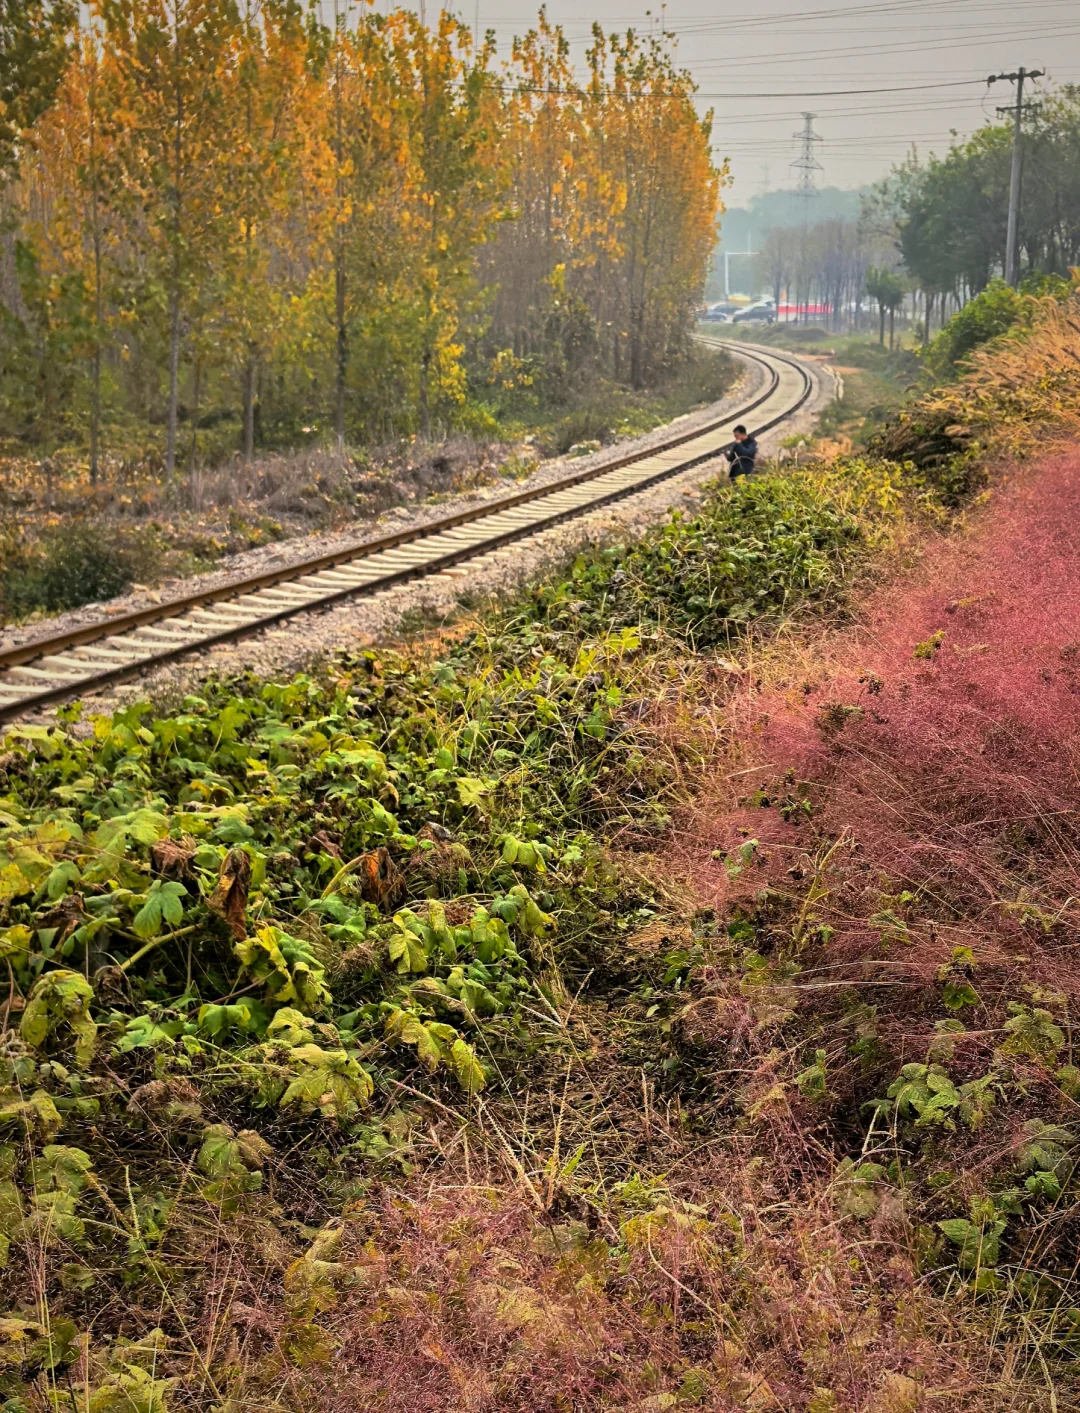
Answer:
743, 84, 1080, 345
0, 2, 721, 475
867, 84, 1080, 334
753, 217, 896, 333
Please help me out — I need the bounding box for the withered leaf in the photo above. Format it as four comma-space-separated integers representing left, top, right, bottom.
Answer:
151, 835, 197, 880
38, 894, 86, 945
307, 830, 342, 860
208, 847, 252, 942
352, 846, 404, 912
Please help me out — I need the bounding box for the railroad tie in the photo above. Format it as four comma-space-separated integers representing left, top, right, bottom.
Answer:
131, 619, 203, 637
427, 527, 489, 543
36, 654, 101, 676
359, 552, 433, 571
85, 638, 149, 659
301, 569, 380, 587
175, 612, 258, 633
251, 587, 318, 604
126, 626, 202, 646
190, 602, 265, 620
6, 663, 92, 683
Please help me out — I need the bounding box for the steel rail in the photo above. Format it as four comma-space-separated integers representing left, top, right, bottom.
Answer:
0, 344, 813, 723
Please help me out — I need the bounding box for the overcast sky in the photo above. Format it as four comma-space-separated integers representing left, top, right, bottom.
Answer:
412, 0, 1080, 209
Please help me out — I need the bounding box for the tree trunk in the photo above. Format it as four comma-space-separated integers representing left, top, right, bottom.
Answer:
878, 304, 885, 346
90, 186, 102, 485
90, 345, 101, 487
419, 348, 431, 438
165, 61, 183, 486
188, 356, 202, 472
888, 306, 895, 351
89, 92, 103, 488
335, 243, 346, 454
241, 35, 256, 468
165, 286, 181, 482
629, 303, 644, 389
333, 33, 346, 459
243, 349, 256, 462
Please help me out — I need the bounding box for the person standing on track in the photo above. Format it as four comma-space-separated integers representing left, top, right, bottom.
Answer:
725, 425, 758, 480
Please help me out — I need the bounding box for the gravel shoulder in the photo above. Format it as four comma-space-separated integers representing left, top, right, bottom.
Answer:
17, 350, 835, 719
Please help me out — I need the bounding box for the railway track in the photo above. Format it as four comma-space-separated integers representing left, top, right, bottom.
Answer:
0, 342, 815, 723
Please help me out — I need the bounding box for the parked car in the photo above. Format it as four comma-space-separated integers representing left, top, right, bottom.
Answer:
703, 301, 738, 321
731, 303, 776, 325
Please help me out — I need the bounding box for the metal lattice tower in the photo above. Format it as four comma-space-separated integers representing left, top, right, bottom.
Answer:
791, 112, 824, 205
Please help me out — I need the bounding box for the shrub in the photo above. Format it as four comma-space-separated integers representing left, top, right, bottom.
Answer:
0, 518, 163, 620
921, 279, 1029, 380
873, 285, 1080, 495
551, 457, 914, 647
546, 405, 617, 455
921, 274, 1072, 382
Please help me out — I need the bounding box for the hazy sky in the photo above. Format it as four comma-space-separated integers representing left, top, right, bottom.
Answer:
417, 0, 1080, 208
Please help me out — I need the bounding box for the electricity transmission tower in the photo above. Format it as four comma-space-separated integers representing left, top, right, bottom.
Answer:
790, 114, 823, 322
791, 112, 824, 205
988, 66, 1045, 287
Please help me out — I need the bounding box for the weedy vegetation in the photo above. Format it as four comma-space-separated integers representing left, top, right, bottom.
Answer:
5, 291, 1080, 1410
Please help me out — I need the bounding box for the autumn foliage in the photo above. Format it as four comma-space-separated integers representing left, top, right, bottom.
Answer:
0, 2, 723, 476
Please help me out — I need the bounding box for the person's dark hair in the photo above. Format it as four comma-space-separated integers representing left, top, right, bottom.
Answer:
733, 424, 747, 435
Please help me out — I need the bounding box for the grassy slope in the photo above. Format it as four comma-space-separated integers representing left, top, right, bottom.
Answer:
3, 306, 1080, 1410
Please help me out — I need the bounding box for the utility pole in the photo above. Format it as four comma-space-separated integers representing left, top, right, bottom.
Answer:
723, 242, 758, 299
988, 66, 1044, 287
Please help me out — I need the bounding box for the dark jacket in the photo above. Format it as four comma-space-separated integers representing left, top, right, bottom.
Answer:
726, 434, 758, 477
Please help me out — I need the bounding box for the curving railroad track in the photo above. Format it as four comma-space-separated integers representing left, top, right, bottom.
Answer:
0, 342, 816, 723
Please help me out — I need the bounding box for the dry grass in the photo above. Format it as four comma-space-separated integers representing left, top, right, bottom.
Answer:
273, 448, 1080, 1412
875, 290, 1080, 480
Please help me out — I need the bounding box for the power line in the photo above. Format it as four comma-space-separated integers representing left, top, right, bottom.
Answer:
709, 96, 1018, 127
503, 0, 1074, 41
501, 77, 996, 100
680, 22, 1078, 75
697, 78, 1009, 98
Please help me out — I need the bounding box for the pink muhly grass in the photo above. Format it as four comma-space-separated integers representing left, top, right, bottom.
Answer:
675, 449, 1080, 1049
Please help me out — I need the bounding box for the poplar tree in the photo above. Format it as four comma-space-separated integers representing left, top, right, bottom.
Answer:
0, 0, 75, 179
98, 0, 239, 481
2, 7, 724, 465
221, 0, 307, 462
